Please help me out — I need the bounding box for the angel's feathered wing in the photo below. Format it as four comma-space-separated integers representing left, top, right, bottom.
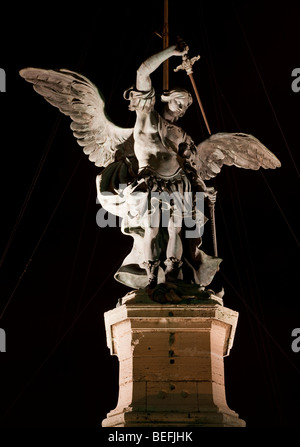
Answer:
19, 68, 134, 167
194, 132, 281, 180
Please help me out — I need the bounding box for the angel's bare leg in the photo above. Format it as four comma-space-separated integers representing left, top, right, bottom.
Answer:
164, 214, 183, 282
142, 204, 161, 288
144, 225, 160, 261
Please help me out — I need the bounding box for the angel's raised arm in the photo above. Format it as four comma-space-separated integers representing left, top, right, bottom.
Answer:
136, 40, 188, 91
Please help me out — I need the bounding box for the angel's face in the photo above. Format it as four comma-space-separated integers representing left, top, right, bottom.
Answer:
161, 90, 192, 121
167, 97, 189, 117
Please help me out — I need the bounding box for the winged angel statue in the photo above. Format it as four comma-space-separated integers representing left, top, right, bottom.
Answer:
20, 43, 280, 303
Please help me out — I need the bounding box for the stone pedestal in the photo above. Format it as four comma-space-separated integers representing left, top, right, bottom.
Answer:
101, 293, 245, 427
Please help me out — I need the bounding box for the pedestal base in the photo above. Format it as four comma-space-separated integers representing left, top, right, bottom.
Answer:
102, 409, 244, 428
102, 292, 245, 427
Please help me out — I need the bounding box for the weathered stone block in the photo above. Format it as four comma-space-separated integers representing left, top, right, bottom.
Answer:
102, 298, 245, 427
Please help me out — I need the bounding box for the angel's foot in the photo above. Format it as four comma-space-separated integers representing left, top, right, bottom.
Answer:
142, 260, 160, 289
164, 257, 183, 282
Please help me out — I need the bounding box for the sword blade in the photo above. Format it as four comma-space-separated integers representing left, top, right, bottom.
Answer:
188, 72, 211, 135
209, 201, 218, 257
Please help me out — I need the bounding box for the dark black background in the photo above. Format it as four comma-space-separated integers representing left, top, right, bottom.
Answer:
0, 0, 299, 432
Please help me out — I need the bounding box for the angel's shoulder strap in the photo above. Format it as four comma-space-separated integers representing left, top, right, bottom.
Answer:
123, 86, 156, 113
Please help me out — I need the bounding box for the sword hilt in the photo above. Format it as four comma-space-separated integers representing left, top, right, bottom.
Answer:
174, 54, 201, 75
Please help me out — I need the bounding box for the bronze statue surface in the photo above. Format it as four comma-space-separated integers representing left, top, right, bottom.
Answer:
20, 42, 280, 303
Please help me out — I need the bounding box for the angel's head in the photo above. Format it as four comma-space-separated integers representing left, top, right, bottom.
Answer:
161, 88, 193, 122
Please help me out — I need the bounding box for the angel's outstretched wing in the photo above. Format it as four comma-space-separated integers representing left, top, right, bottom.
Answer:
19, 68, 134, 167
194, 132, 281, 180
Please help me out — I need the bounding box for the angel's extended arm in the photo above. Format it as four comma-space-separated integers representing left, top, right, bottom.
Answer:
136, 42, 188, 91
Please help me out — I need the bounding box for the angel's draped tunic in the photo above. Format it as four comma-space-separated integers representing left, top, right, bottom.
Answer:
96, 87, 221, 289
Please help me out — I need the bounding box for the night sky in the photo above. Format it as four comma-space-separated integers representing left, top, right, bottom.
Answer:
0, 0, 299, 433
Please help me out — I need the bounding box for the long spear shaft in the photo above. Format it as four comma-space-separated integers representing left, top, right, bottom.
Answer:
163, 0, 169, 90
